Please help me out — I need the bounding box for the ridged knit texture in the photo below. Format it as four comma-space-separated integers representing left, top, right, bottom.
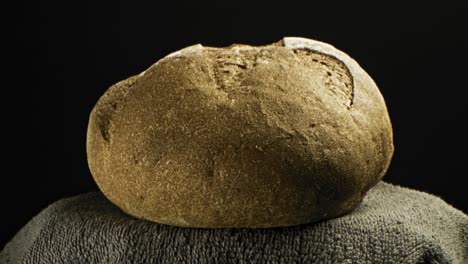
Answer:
1, 182, 467, 264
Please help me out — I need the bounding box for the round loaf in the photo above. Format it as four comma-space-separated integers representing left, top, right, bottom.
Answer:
87, 37, 394, 228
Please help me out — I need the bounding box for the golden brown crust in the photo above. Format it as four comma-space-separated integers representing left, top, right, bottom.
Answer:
87, 37, 393, 228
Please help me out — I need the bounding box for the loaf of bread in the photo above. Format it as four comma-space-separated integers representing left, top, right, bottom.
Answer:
87, 37, 393, 228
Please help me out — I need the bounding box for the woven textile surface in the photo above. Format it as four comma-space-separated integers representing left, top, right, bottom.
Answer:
1, 181, 467, 263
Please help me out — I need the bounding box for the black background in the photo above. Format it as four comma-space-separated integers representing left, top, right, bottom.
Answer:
5, 3, 467, 249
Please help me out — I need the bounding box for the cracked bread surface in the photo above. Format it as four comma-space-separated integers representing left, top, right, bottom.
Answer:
87, 37, 393, 228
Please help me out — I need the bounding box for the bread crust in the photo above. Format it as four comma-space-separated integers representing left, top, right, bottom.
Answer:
87, 37, 393, 228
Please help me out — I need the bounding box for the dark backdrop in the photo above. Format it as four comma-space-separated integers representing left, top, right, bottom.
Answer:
5, 3, 467, 249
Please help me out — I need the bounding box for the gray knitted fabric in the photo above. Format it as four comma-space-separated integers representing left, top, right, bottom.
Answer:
1, 182, 467, 264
